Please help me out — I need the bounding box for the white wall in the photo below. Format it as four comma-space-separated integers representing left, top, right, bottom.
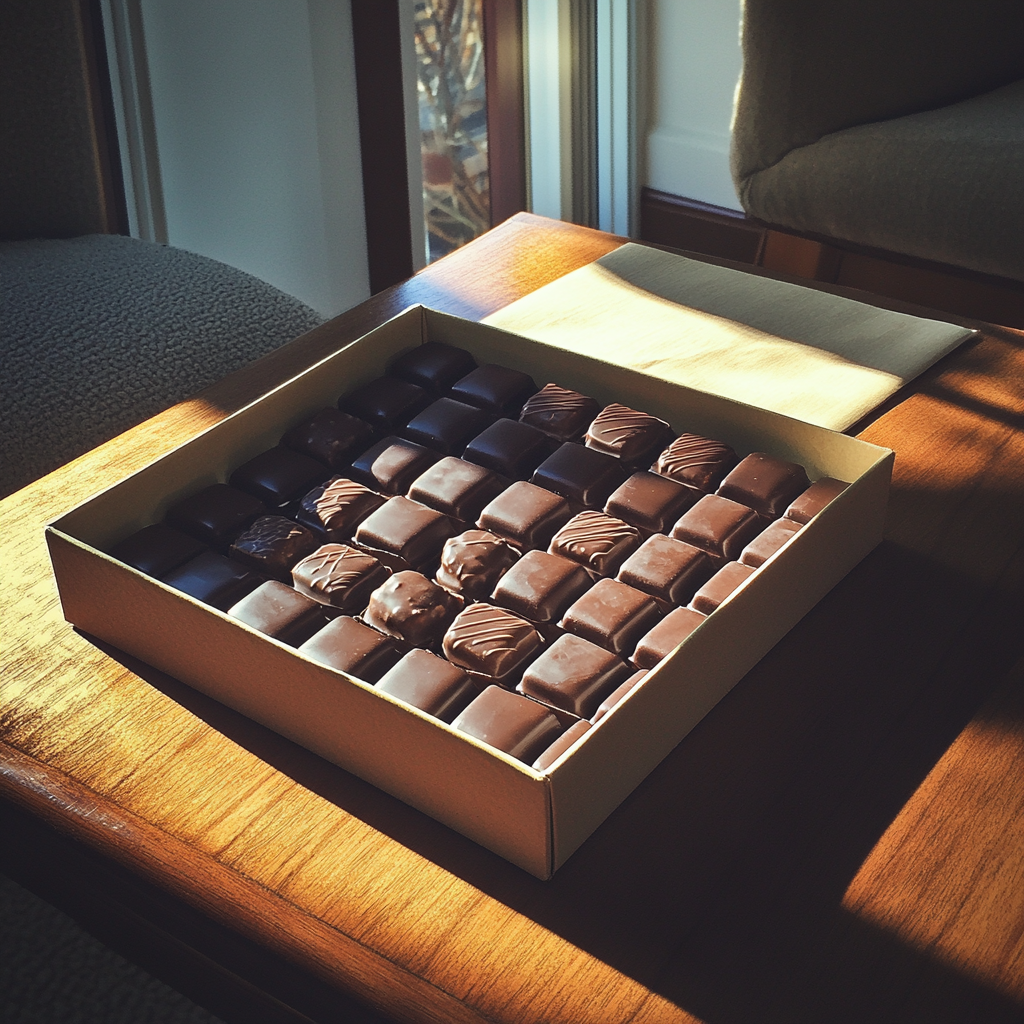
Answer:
139, 0, 369, 317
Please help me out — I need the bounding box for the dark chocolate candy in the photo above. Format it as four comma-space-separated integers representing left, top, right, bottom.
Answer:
229, 515, 319, 582
402, 398, 492, 455
166, 484, 267, 548
717, 452, 810, 519
591, 669, 647, 723
688, 560, 756, 614
477, 480, 572, 551
463, 418, 550, 479
408, 457, 507, 522
349, 436, 440, 495
616, 533, 713, 606
670, 493, 763, 564
560, 578, 661, 657
518, 633, 632, 718
548, 510, 641, 577
531, 442, 625, 508
442, 602, 543, 681
363, 570, 461, 647
109, 524, 205, 577
632, 607, 706, 669
340, 376, 429, 430
653, 433, 738, 491
519, 383, 601, 442
296, 477, 387, 541
584, 403, 673, 463
449, 364, 537, 416
436, 530, 518, 601
227, 580, 326, 645
738, 517, 802, 568
376, 649, 476, 722
451, 685, 563, 763
784, 477, 847, 524
229, 447, 328, 506
492, 550, 592, 624
604, 471, 701, 534
298, 615, 404, 682
291, 543, 390, 611
354, 496, 454, 570
162, 551, 262, 610
390, 341, 476, 392
532, 719, 592, 771
281, 408, 374, 470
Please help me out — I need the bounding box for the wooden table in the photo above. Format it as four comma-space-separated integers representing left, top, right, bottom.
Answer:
4, 214, 1024, 1024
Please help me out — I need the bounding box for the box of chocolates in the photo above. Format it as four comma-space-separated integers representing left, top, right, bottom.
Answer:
46, 306, 893, 879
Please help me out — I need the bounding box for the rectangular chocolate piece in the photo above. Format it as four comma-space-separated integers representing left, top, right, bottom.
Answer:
166, 484, 267, 549
451, 685, 563, 763
584, 403, 673, 463
448, 364, 538, 416
717, 452, 810, 519
408, 457, 507, 522
363, 570, 461, 648
354, 496, 455, 571
228, 515, 319, 582
228, 447, 328, 506
616, 534, 713, 607
548, 510, 642, 578
491, 550, 592, 624
402, 398, 492, 455
295, 477, 387, 541
340, 376, 429, 430
161, 551, 262, 610
282, 408, 374, 471
390, 341, 476, 392
631, 607, 706, 669
291, 543, 390, 611
531, 442, 625, 508
462, 418, 551, 480
784, 477, 848, 524
532, 719, 592, 771
559, 578, 661, 657
591, 669, 647, 723
738, 517, 802, 568
670, 493, 763, 564
688, 561, 756, 615
376, 649, 476, 722
227, 580, 326, 646
349, 436, 440, 495
442, 602, 543, 682
297, 615, 404, 682
477, 480, 572, 551
109, 524, 205, 578
519, 383, 601, 443
653, 433, 737, 491
604, 471, 701, 535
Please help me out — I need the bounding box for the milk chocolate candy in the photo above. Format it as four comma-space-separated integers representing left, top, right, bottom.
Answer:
531, 442, 625, 508
227, 580, 326, 646
689, 561, 756, 614
282, 408, 374, 471
442, 603, 543, 681
532, 720, 593, 771
784, 477, 848, 524
436, 530, 518, 601
632, 607, 706, 669
291, 543, 390, 611
376, 649, 476, 722
616, 534, 714, 606
109, 524, 205, 577
296, 477, 387, 541
452, 685, 563, 763
717, 452, 810, 519
463, 418, 551, 479
402, 398, 492, 455
340, 376, 429, 430
670, 493, 762, 564
162, 551, 262, 610
519, 383, 601, 442
560, 578, 661, 657
739, 517, 802, 568
408, 457, 506, 521
519, 633, 632, 718
229, 515, 319, 582
229, 447, 328, 507
390, 341, 476, 392
298, 615, 404, 682
477, 480, 572, 551
449, 364, 537, 416
591, 669, 648, 723
604, 471, 702, 535
653, 433, 738, 491
354, 496, 454, 571
584, 403, 673, 463
492, 550, 592, 623
364, 570, 461, 647
349, 437, 440, 495
167, 484, 267, 548
548, 510, 641, 578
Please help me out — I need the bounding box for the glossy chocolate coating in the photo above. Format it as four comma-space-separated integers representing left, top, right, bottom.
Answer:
442, 603, 543, 680
584, 403, 673, 462
632, 607, 706, 669
227, 580, 326, 646
349, 436, 440, 495
449, 364, 537, 416
291, 543, 389, 610
162, 551, 262, 610
229, 515, 319, 582
548, 510, 641, 577
408, 457, 507, 522
739, 517, 802, 568
167, 483, 267, 548
616, 533, 714, 606
436, 530, 519, 601
109, 524, 205, 577
376, 649, 476, 722
451, 685, 563, 763
559, 578, 661, 657
670, 493, 763, 564
492, 550, 592, 623
784, 477, 847, 524
604, 471, 702, 535
402, 398, 492, 455
591, 669, 647, 723
354, 496, 454, 570
298, 615, 404, 682
531, 442, 625, 508
296, 477, 387, 541
519, 383, 601, 442
340, 376, 429, 430
519, 633, 632, 718
229, 447, 328, 507
717, 452, 810, 519
462, 418, 550, 479
532, 719, 592, 771
364, 570, 461, 647
390, 341, 476, 392
477, 480, 572, 550
653, 433, 738, 491
689, 560, 756, 614
282, 408, 374, 471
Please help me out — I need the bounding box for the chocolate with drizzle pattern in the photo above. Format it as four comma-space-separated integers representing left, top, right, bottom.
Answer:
548, 510, 641, 577
653, 433, 738, 491
442, 602, 543, 679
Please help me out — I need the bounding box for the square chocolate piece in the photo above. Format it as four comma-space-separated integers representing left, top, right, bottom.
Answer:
340, 376, 429, 430
463, 418, 551, 479
109, 524, 205, 577
436, 530, 519, 601
531, 442, 625, 508
298, 616, 404, 682
376, 649, 476, 722
653, 433, 738, 491
442, 603, 543, 682
229, 515, 319, 582
408, 457, 507, 522
492, 550, 592, 623
784, 477, 848, 524
519, 383, 602, 442
354, 496, 455, 571
591, 669, 647, 723
167, 484, 267, 548
281, 408, 374, 471
560, 578, 661, 656
548, 510, 642, 577
390, 341, 476, 392
738, 517, 802, 568
451, 685, 563, 763
689, 560, 756, 614
162, 551, 262, 610
349, 436, 440, 495
229, 447, 328, 507
632, 607, 705, 669
295, 477, 387, 541
477, 480, 572, 551
616, 534, 714, 606
291, 543, 390, 611
532, 720, 593, 771
604, 471, 702, 535
717, 452, 810, 519
449, 364, 537, 416
402, 398, 492, 455
363, 570, 462, 647
584, 403, 673, 463
670, 493, 763, 564
227, 580, 326, 646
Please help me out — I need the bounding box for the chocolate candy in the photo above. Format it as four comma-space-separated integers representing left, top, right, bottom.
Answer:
376, 649, 476, 722
298, 615, 404, 682
291, 543, 390, 611
717, 452, 810, 519
402, 398, 492, 455
109, 524, 205, 577
162, 551, 262, 610
632, 607, 705, 669
548, 510, 641, 577
653, 433, 738, 491
519, 383, 601, 442
531, 442, 625, 508
167, 484, 267, 548
477, 480, 572, 550
449, 364, 537, 416
591, 669, 647, 723
492, 550, 592, 623
390, 341, 476, 392
229, 447, 328, 506
364, 570, 461, 647
281, 408, 374, 471
349, 437, 440, 495
616, 534, 713, 606
604, 471, 701, 535
227, 580, 326, 645
784, 477, 847, 524
584, 403, 673, 463
442, 603, 543, 681
408, 457, 506, 521
462, 418, 551, 479
296, 477, 387, 541
451, 685, 563, 763
340, 376, 429, 430
518, 633, 632, 718
670, 493, 763, 564
738, 517, 802, 568
354, 496, 454, 571
689, 561, 756, 614
229, 515, 319, 582
532, 720, 592, 771
559, 578, 661, 656
436, 530, 518, 601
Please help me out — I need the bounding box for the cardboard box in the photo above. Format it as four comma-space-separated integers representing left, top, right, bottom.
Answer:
46, 306, 893, 879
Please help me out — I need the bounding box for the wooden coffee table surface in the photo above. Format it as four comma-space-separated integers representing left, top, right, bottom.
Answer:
3, 214, 1024, 1023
